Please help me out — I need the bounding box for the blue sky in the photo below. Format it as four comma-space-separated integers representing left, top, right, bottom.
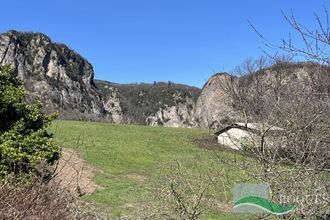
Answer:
0, 0, 328, 87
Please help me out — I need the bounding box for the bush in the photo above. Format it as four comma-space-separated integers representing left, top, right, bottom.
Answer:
0, 65, 60, 176
0, 177, 100, 220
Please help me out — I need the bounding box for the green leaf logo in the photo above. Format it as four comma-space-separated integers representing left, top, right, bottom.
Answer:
233, 196, 295, 215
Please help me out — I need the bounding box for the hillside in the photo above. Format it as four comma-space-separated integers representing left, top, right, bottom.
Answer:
194, 62, 330, 129
95, 80, 201, 126
1, 30, 328, 129
0, 30, 201, 126
50, 120, 253, 219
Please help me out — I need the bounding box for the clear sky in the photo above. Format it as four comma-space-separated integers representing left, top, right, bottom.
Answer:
0, 0, 328, 87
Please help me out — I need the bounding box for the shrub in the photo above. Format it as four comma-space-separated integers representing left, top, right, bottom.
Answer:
0, 65, 60, 176
0, 177, 100, 220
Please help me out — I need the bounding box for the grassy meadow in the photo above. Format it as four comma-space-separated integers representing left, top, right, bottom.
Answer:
50, 120, 256, 219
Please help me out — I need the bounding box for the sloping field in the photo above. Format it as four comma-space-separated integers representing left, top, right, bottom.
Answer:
50, 120, 255, 219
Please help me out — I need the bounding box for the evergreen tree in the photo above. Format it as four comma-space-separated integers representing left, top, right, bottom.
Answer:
0, 65, 60, 176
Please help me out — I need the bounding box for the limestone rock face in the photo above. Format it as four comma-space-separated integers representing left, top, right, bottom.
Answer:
194, 63, 329, 130
95, 80, 201, 126
194, 73, 237, 129
146, 93, 196, 128
0, 31, 107, 120
2, 31, 323, 128
103, 86, 124, 124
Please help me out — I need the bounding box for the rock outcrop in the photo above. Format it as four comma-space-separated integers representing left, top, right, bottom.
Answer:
0, 31, 107, 120
0, 30, 202, 125
146, 92, 196, 128
102, 85, 124, 124
2, 31, 325, 129
194, 63, 330, 130
95, 80, 201, 126
194, 73, 237, 129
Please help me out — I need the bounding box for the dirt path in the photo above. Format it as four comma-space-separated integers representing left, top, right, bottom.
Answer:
52, 148, 101, 196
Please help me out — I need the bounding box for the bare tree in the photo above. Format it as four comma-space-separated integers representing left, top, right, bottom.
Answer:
221, 56, 330, 218
250, 7, 330, 65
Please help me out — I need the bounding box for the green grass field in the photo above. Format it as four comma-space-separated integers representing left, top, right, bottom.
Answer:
50, 120, 256, 219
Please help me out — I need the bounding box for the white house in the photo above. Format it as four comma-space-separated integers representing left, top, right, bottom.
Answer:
214, 123, 283, 150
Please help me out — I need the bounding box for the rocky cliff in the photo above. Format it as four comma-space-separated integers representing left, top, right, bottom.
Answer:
193, 73, 237, 129
95, 80, 201, 127
0, 30, 201, 125
2, 31, 326, 129
145, 91, 196, 128
0, 31, 108, 120
194, 62, 330, 129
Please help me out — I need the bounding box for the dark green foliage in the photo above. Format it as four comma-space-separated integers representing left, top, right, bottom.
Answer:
0, 65, 60, 176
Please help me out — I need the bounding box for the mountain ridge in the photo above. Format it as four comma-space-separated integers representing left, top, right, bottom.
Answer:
1, 30, 328, 129
0, 30, 201, 126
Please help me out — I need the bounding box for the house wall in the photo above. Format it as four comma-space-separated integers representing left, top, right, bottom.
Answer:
218, 128, 254, 150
